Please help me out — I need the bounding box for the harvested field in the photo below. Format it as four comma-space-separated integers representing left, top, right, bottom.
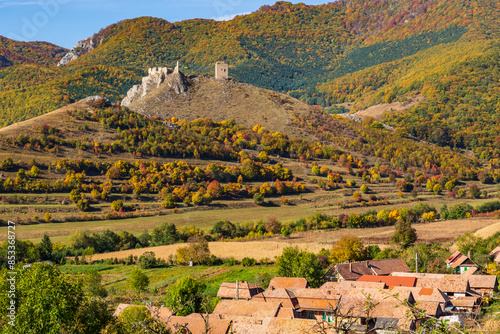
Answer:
474, 221, 500, 238
91, 217, 500, 262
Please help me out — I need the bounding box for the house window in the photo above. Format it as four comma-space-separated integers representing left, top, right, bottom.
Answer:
322, 313, 334, 323
307, 312, 315, 319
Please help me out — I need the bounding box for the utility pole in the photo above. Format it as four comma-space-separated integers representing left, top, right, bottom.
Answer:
415, 253, 418, 274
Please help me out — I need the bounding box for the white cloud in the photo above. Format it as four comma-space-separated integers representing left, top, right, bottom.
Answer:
0, 1, 44, 7
212, 11, 250, 21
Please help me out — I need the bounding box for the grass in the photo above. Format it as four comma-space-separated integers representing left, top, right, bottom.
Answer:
59, 263, 278, 298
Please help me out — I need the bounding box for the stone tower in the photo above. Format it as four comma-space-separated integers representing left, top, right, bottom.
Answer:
215, 61, 228, 80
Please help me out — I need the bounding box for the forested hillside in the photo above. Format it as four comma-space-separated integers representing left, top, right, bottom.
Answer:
1, 0, 500, 160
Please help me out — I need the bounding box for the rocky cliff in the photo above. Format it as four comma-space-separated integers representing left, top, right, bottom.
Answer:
122, 63, 187, 106
57, 34, 105, 66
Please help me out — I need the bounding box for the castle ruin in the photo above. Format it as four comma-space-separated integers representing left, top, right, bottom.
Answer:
215, 61, 228, 80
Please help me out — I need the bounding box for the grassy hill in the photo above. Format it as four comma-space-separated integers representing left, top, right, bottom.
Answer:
1, 0, 500, 159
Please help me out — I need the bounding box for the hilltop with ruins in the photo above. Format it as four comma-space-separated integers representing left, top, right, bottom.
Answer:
121, 62, 310, 138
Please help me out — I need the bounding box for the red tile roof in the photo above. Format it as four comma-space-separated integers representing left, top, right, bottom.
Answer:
321, 280, 386, 290
335, 258, 411, 280
467, 275, 498, 289
490, 246, 500, 264
446, 251, 477, 268
251, 288, 299, 309
217, 281, 264, 300
268, 277, 309, 290
213, 300, 281, 318
166, 314, 230, 334
357, 275, 416, 288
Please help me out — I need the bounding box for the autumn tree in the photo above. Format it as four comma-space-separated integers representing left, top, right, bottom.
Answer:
391, 220, 417, 248
329, 236, 367, 263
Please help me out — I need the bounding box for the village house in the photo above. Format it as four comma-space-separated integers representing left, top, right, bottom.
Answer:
216, 281, 264, 300
446, 251, 478, 274
325, 258, 411, 281
467, 274, 499, 297
251, 287, 299, 309
490, 246, 500, 264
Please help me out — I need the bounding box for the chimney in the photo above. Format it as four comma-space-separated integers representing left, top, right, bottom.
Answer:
467, 250, 471, 259
236, 280, 239, 301
350, 262, 352, 272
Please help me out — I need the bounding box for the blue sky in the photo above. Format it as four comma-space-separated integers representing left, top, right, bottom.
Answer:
0, 0, 329, 48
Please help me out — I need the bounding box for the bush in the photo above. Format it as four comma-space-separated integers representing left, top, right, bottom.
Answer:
241, 257, 257, 266
448, 203, 474, 219
475, 201, 500, 214
111, 200, 123, 211
138, 251, 157, 269
469, 184, 481, 198
253, 192, 265, 205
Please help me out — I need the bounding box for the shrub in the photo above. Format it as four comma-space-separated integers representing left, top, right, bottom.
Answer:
139, 251, 157, 269
253, 192, 265, 205
111, 200, 123, 211
241, 257, 257, 267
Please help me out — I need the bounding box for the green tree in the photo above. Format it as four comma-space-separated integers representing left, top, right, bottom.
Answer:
276, 246, 325, 288
330, 236, 367, 263
29, 165, 40, 178
128, 267, 150, 293
163, 276, 206, 316
38, 234, 53, 261
391, 220, 417, 248
139, 251, 157, 269
84, 270, 108, 298
253, 192, 265, 205
0, 264, 112, 333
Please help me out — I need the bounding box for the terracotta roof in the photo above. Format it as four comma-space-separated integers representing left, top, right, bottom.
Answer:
467, 275, 499, 289
337, 295, 414, 330
230, 318, 335, 334
391, 272, 478, 294
113, 303, 173, 321
446, 251, 477, 268
293, 288, 340, 311
217, 281, 264, 300
166, 314, 230, 334
389, 287, 450, 304
321, 280, 386, 290
451, 297, 477, 308
416, 276, 469, 293
414, 301, 442, 317
335, 258, 411, 280
461, 267, 478, 276
151, 306, 174, 322
251, 288, 299, 309
490, 246, 500, 263
268, 277, 309, 291
213, 300, 281, 318
357, 275, 416, 288
276, 307, 297, 319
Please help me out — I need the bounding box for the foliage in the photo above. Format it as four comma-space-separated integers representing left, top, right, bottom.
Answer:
0, 264, 112, 333
139, 251, 158, 269
163, 276, 206, 316
276, 246, 325, 288
176, 236, 211, 265
391, 220, 417, 248
329, 236, 367, 263
128, 267, 150, 293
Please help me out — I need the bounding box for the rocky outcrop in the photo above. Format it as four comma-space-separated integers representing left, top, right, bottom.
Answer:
122, 62, 187, 107
57, 35, 104, 66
